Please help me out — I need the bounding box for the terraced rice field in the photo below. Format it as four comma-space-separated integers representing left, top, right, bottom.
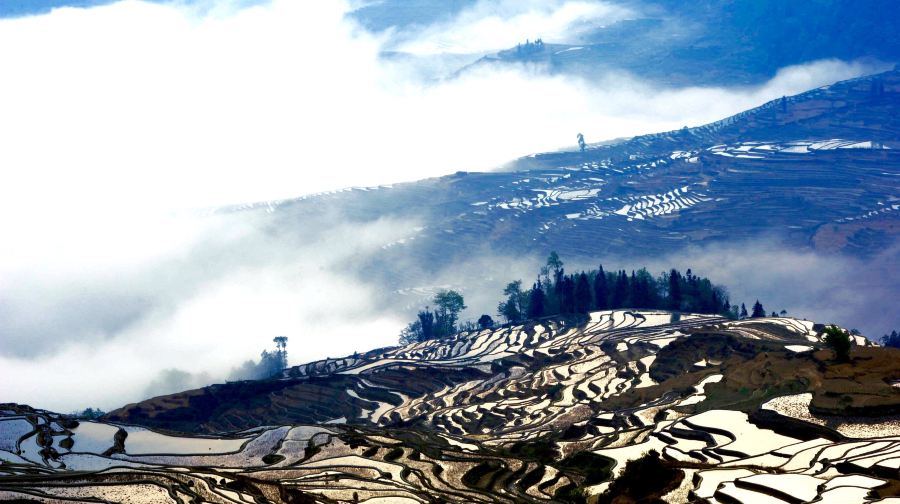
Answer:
2, 311, 898, 502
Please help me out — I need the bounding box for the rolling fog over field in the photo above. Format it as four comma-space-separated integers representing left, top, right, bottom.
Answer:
0, 0, 895, 411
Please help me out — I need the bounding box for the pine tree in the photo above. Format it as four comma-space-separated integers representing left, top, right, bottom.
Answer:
553, 267, 566, 312
751, 300, 765, 318
881, 330, 900, 348
418, 309, 435, 340
668, 268, 682, 311
611, 270, 628, 308
575, 272, 592, 314
560, 275, 576, 313
593, 265, 608, 310
740, 303, 748, 319
528, 281, 545, 318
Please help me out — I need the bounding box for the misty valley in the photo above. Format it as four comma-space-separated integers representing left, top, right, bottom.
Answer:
1, 0, 900, 503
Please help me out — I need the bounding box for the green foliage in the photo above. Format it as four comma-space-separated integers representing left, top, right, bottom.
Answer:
527, 281, 545, 318
400, 290, 466, 344
419, 309, 435, 339
513, 255, 733, 322
74, 407, 106, 419
592, 266, 608, 310
434, 290, 466, 315
824, 325, 852, 362
668, 268, 682, 310
596, 450, 681, 504
574, 273, 592, 314
256, 338, 289, 378
434, 290, 466, 338
399, 320, 423, 345
498, 297, 521, 324
399, 253, 756, 345
557, 451, 615, 486
546, 251, 563, 275
498, 281, 527, 323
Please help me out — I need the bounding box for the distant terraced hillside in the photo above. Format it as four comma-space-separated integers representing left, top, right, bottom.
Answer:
225, 69, 899, 315
4, 311, 900, 503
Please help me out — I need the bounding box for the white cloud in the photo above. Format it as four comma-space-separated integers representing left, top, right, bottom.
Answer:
0, 210, 416, 411
392, 0, 633, 54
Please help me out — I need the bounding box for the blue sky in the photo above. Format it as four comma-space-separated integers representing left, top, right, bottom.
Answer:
1, 0, 112, 17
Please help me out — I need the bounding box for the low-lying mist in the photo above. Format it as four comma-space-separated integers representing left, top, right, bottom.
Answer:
0, 0, 895, 413
0, 209, 419, 410
452, 239, 899, 343
2, 194, 896, 412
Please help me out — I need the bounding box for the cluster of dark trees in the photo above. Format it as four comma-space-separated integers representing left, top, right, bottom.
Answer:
399, 252, 774, 345
515, 38, 545, 56
230, 336, 289, 381
399, 290, 467, 345
495, 252, 750, 323
72, 407, 106, 419
882, 330, 900, 349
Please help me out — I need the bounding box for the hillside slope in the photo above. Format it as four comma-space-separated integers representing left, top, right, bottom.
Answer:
455, 0, 900, 87
235, 69, 900, 314
4, 311, 900, 502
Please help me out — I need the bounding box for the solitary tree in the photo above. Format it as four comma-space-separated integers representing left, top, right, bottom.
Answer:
477, 314, 494, 329
577, 133, 586, 153
498, 281, 526, 323
503, 281, 528, 318
498, 297, 521, 323
740, 303, 748, 319
434, 290, 466, 337
547, 251, 564, 277
751, 300, 765, 318
273, 336, 288, 369
823, 325, 852, 363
